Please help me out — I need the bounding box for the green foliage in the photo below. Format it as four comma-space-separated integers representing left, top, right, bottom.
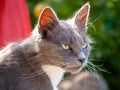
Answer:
27, 0, 120, 90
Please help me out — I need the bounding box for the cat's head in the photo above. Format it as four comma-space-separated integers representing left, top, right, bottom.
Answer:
36, 3, 91, 74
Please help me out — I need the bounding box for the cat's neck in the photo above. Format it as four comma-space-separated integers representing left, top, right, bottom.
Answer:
42, 65, 65, 90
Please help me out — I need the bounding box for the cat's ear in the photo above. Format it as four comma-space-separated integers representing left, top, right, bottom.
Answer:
38, 7, 58, 32
74, 3, 90, 27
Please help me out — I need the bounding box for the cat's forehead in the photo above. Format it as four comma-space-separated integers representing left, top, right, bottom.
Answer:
59, 21, 83, 38
59, 20, 77, 31
58, 21, 84, 44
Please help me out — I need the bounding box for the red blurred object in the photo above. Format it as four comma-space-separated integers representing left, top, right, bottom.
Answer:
0, 0, 32, 48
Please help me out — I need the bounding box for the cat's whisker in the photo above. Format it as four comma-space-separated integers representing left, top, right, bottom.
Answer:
88, 63, 98, 77
87, 13, 103, 32
88, 58, 110, 73
86, 65, 94, 75
88, 58, 94, 61
87, 61, 99, 77
90, 13, 103, 24
89, 58, 106, 62
87, 61, 109, 74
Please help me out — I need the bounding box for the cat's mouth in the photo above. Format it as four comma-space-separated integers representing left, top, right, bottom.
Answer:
60, 64, 83, 74
66, 67, 80, 74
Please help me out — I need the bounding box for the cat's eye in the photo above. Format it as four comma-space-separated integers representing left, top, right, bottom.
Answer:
82, 43, 87, 49
61, 44, 71, 50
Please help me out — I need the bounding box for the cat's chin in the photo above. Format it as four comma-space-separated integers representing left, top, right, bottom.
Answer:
61, 63, 85, 74
65, 64, 87, 74
66, 67, 82, 74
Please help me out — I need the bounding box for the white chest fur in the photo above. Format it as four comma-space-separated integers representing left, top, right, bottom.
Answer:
41, 65, 65, 90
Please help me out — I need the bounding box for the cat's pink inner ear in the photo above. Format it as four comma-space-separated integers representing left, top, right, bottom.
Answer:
75, 3, 90, 26
39, 7, 57, 27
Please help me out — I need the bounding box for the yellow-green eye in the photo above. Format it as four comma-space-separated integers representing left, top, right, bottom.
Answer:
61, 44, 70, 50
82, 43, 87, 49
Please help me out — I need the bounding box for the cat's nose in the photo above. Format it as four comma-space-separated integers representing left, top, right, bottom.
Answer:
78, 52, 86, 64
78, 58, 85, 64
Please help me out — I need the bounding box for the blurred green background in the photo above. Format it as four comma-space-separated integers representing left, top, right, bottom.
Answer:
27, 0, 120, 90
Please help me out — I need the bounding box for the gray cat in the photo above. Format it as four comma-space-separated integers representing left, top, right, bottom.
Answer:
0, 3, 91, 90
